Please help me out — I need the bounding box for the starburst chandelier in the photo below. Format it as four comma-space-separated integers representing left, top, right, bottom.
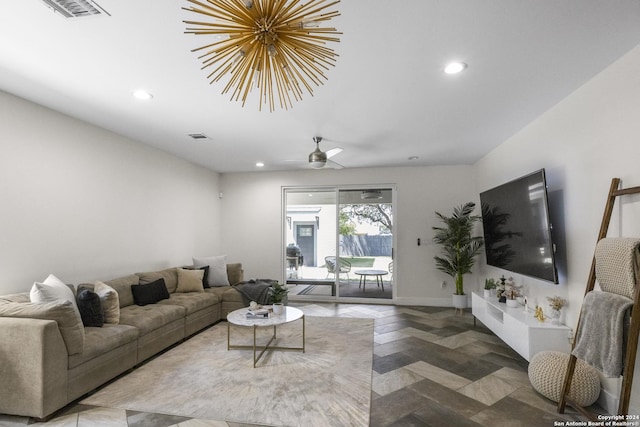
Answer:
183, 0, 341, 112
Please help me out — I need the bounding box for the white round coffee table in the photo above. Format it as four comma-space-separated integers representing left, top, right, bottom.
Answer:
227, 306, 305, 367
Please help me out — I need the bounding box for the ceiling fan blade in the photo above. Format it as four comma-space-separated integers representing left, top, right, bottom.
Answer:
325, 147, 343, 159
327, 159, 344, 169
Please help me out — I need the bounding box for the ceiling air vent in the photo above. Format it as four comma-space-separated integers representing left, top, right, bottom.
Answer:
39, 0, 110, 18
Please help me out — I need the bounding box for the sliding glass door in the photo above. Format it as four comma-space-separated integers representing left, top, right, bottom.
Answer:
284, 186, 394, 302
338, 189, 393, 301
284, 189, 338, 298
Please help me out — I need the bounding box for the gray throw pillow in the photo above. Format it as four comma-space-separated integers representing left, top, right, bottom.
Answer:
193, 255, 230, 287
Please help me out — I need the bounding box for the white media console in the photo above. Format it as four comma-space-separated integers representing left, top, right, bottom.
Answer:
471, 291, 571, 361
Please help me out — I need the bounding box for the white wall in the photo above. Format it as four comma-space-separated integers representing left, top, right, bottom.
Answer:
219, 166, 479, 305
475, 43, 640, 412
0, 90, 222, 293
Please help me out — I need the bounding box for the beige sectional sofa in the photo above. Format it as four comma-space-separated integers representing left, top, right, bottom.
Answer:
0, 263, 246, 420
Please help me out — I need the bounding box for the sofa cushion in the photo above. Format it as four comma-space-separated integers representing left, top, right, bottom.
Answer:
104, 274, 139, 308
76, 289, 104, 327
0, 292, 30, 304
68, 323, 139, 369
94, 281, 120, 324
131, 279, 170, 306
118, 304, 185, 336
183, 265, 210, 288
158, 292, 219, 315
176, 268, 205, 293
206, 286, 243, 303
193, 255, 230, 287
136, 268, 179, 294
0, 299, 84, 355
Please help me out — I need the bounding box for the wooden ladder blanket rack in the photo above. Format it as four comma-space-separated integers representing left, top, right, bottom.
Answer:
558, 178, 640, 418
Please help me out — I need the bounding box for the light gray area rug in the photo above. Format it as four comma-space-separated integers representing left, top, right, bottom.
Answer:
82, 316, 374, 426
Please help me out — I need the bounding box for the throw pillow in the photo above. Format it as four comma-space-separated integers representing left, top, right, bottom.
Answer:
94, 281, 120, 324
131, 278, 170, 306
76, 289, 104, 327
176, 268, 205, 293
184, 265, 210, 288
193, 255, 230, 287
30, 274, 82, 323
30, 274, 76, 307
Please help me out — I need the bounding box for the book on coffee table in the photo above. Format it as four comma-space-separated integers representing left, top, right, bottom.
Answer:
246, 309, 270, 318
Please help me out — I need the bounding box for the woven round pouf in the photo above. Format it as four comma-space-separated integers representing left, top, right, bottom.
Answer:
528, 351, 600, 406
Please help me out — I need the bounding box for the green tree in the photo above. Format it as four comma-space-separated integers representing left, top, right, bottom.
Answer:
342, 204, 392, 233
339, 211, 357, 235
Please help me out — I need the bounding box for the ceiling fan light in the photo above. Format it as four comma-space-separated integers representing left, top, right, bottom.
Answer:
309, 136, 327, 168
309, 160, 326, 169
309, 148, 327, 168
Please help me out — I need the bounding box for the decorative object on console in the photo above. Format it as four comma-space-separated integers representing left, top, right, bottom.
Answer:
505, 277, 521, 307
432, 202, 484, 309
183, 0, 342, 112
497, 275, 507, 303
534, 305, 545, 322
483, 278, 496, 298
547, 295, 566, 325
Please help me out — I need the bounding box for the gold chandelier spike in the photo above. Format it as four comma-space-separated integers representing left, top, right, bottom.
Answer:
184, 0, 341, 112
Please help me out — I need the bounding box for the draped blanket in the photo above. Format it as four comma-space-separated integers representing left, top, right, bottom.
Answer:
233, 279, 274, 305
572, 290, 632, 377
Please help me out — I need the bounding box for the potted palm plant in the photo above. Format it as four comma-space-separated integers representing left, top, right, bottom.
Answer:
433, 202, 484, 309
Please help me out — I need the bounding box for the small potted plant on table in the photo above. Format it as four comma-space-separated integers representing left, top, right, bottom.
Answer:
484, 278, 496, 299
270, 282, 289, 315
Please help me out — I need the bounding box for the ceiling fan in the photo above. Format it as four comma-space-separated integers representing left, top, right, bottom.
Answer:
308, 137, 344, 169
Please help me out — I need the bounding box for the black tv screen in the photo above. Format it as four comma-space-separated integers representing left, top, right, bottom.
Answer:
479, 169, 558, 283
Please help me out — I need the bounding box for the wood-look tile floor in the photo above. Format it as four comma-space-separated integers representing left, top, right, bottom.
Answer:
0, 303, 600, 427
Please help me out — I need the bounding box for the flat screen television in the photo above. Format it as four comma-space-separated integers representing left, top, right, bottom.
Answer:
479, 169, 559, 283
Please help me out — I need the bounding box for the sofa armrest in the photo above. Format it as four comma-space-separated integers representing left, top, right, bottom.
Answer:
0, 317, 68, 419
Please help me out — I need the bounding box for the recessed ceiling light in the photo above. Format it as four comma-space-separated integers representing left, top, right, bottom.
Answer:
408, 156, 419, 161
444, 62, 467, 74
256, 162, 265, 167
132, 89, 153, 100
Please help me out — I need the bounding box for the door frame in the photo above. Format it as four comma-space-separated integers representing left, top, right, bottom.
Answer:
282, 184, 397, 304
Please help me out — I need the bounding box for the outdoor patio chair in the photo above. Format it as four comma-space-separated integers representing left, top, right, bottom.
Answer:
388, 261, 393, 281
325, 256, 351, 281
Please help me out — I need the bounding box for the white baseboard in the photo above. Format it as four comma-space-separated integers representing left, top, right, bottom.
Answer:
394, 297, 459, 307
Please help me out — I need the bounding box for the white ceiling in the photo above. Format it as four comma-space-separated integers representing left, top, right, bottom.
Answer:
1, 1, 640, 173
